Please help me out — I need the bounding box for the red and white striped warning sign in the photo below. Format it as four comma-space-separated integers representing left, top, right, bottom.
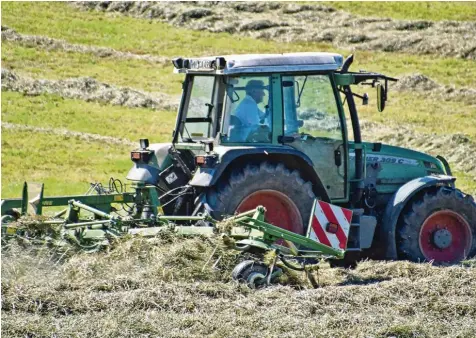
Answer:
307, 200, 353, 250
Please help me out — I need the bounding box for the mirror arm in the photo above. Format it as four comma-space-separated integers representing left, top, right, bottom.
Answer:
339, 87, 366, 101
297, 75, 308, 107
351, 92, 366, 100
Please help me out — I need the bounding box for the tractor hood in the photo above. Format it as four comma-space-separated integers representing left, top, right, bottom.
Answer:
350, 141, 449, 194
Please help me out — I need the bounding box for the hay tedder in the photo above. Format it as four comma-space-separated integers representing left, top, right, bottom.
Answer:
2, 52, 476, 286
2, 182, 351, 287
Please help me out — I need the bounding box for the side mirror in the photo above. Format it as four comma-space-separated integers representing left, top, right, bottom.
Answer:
376, 83, 386, 112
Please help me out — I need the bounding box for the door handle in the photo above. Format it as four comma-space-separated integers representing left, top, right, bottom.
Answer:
334, 148, 342, 167
278, 135, 295, 143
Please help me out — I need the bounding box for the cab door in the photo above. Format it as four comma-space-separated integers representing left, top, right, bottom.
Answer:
282, 74, 348, 201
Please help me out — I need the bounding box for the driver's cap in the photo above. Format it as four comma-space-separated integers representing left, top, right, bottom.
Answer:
245, 80, 266, 91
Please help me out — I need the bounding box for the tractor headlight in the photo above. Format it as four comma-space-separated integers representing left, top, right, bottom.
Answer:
131, 151, 152, 163
195, 155, 218, 168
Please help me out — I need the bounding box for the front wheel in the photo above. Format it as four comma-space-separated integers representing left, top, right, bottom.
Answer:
397, 187, 476, 264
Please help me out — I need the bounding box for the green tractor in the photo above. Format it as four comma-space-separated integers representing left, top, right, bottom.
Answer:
126, 52, 475, 265
2, 52, 475, 267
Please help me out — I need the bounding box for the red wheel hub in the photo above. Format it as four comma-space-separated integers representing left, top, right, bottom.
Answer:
236, 190, 303, 234
419, 210, 472, 263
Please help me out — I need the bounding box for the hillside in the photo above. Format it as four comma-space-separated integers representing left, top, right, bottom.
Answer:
2, 1, 475, 197
1, 2, 476, 337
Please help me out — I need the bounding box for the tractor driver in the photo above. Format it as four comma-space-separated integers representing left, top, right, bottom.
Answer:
233, 79, 270, 141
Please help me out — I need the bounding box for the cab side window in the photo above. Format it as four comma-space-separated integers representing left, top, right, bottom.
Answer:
283, 75, 342, 140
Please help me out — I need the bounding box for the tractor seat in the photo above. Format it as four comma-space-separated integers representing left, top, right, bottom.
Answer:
229, 114, 243, 127
228, 114, 245, 142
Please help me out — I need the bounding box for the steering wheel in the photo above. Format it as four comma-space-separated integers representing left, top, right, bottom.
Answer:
246, 125, 272, 143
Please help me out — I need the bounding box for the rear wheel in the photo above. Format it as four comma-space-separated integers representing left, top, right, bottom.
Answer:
397, 187, 476, 264
206, 162, 316, 235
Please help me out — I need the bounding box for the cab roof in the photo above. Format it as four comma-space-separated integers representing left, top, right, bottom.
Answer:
173, 52, 344, 75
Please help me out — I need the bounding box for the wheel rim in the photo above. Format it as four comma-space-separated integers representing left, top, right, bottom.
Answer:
236, 190, 303, 234
419, 210, 472, 263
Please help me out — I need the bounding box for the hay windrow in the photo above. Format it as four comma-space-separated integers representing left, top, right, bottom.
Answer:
393, 73, 476, 105
1, 68, 178, 111
1, 25, 168, 64
72, 1, 476, 60
2, 236, 476, 338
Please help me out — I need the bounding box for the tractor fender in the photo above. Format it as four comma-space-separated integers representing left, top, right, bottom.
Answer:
380, 175, 456, 259
126, 143, 173, 185
189, 146, 330, 201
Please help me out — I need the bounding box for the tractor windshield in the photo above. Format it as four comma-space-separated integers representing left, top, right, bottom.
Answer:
179, 75, 218, 142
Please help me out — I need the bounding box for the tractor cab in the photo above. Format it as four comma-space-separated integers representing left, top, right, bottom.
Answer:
172, 53, 349, 146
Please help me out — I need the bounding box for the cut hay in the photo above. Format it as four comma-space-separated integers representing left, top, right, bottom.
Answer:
1, 68, 178, 111
1, 25, 168, 64
393, 74, 476, 105
2, 234, 475, 337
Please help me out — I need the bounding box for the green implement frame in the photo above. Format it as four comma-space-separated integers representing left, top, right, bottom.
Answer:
2, 183, 344, 274
1, 182, 135, 216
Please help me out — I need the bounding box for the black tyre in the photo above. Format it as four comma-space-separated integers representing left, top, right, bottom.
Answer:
232, 260, 283, 288
1, 209, 20, 219
397, 187, 476, 264
328, 252, 360, 269
206, 162, 316, 235
232, 260, 268, 281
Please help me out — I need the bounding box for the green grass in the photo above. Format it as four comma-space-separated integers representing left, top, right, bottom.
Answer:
4, 38, 476, 97
324, 1, 476, 22
1, 92, 177, 142
453, 170, 476, 195
1, 91, 176, 197
357, 91, 476, 139
2, 2, 475, 88
1, 129, 132, 198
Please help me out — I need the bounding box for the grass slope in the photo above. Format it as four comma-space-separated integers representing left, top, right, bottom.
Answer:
1, 3, 476, 338
1, 128, 132, 198
1, 92, 176, 142
2, 42, 178, 95
2, 1, 475, 196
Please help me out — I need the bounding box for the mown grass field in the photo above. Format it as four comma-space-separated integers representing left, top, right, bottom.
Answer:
2, 2, 476, 338
2, 235, 476, 338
